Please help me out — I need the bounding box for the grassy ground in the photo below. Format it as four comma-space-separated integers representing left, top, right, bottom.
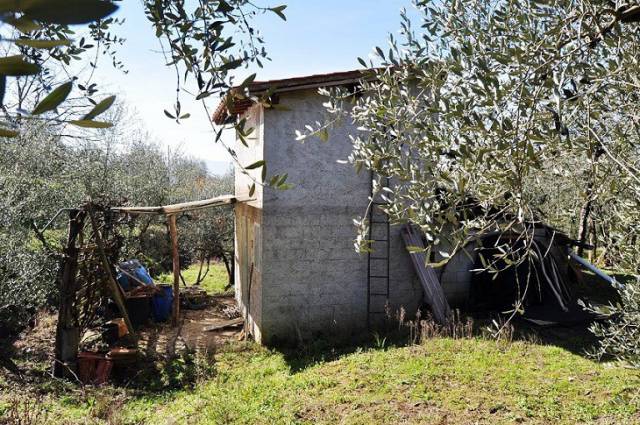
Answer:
3, 335, 639, 424
156, 262, 231, 295
2, 264, 639, 424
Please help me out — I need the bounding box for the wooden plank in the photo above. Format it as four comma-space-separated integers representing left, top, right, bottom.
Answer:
169, 214, 180, 326
111, 195, 254, 216
87, 206, 136, 337
401, 224, 452, 324
203, 317, 244, 332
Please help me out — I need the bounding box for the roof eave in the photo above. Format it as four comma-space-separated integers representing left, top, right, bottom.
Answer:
212, 68, 377, 125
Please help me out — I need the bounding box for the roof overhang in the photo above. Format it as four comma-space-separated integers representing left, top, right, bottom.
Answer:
212, 69, 375, 125
111, 194, 253, 216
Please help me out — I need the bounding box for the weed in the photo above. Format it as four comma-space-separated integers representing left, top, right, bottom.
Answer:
372, 333, 387, 350
0, 396, 48, 425
87, 393, 126, 424
126, 348, 217, 392
403, 309, 475, 345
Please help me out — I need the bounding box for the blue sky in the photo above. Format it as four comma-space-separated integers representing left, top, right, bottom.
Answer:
96, 0, 416, 174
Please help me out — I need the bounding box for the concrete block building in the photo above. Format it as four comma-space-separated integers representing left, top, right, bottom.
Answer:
214, 70, 423, 344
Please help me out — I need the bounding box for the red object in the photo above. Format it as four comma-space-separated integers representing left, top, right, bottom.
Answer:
77, 352, 113, 385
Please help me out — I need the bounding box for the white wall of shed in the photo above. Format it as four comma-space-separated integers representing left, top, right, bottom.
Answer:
234, 104, 264, 209
256, 89, 422, 344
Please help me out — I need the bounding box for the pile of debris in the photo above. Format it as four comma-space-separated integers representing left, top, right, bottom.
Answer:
403, 222, 620, 327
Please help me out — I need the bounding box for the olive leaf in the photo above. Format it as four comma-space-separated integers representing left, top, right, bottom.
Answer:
4, 16, 41, 33
269, 5, 287, 21
15, 38, 70, 49
0, 127, 19, 137
83, 95, 116, 120
22, 0, 119, 25
317, 128, 329, 142
245, 160, 265, 170
32, 81, 73, 115
69, 119, 113, 128
0, 55, 40, 76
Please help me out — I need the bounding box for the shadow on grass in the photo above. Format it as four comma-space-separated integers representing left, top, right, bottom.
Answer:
273, 314, 604, 374
273, 265, 629, 373
277, 326, 412, 374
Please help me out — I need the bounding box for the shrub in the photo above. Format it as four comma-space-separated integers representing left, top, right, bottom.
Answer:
0, 234, 57, 338
589, 278, 640, 368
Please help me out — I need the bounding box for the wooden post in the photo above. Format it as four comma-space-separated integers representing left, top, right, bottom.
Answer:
53, 209, 85, 378
87, 206, 136, 337
169, 214, 180, 325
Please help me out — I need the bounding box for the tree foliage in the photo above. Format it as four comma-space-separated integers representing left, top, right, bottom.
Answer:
0, 0, 124, 134
143, 0, 289, 193
306, 0, 640, 364
589, 278, 640, 368
0, 0, 288, 194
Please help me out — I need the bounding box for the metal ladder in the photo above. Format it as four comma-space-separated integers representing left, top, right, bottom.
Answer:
366, 172, 391, 328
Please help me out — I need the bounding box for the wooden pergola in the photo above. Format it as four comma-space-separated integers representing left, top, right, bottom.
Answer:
111, 194, 250, 325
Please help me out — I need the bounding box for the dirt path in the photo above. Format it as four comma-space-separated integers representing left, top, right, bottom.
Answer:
137, 295, 242, 359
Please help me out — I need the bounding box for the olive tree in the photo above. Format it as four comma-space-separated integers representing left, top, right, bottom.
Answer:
303, 0, 640, 363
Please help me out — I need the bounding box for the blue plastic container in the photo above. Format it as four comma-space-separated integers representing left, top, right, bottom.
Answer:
116, 272, 130, 291
134, 266, 154, 285
152, 284, 173, 322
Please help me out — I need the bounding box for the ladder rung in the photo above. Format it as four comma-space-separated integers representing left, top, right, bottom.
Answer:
370, 257, 388, 260
371, 239, 388, 242
370, 220, 388, 224
370, 293, 389, 296
369, 275, 389, 278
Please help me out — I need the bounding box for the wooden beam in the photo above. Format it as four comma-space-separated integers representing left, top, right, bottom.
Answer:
169, 214, 180, 326
401, 224, 452, 324
110, 195, 253, 216
87, 206, 136, 337
203, 317, 244, 332
53, 209, 85, 378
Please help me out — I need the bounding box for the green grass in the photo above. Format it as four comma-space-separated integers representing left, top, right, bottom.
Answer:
10, 338, 640, 424
156, 262, 231, 295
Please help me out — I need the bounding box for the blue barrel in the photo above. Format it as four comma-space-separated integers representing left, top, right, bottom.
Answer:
152, 284, 173, 322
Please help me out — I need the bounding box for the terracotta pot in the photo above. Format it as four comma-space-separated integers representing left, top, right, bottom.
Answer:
77, 352, 113, 385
